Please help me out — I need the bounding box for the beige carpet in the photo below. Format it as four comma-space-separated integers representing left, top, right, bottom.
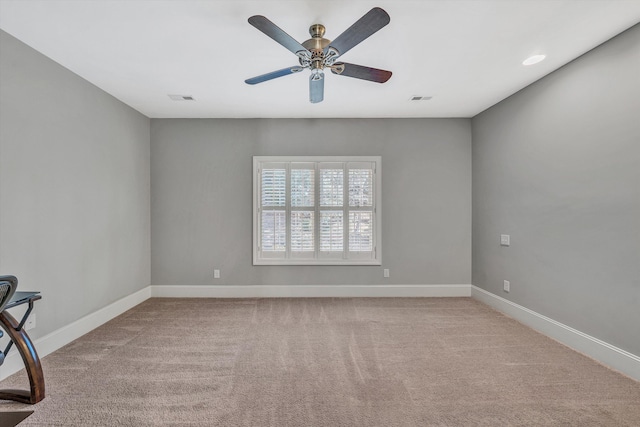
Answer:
0, 297, 638, 426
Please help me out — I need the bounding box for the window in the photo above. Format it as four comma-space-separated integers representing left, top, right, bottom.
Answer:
253, 156, 381, 265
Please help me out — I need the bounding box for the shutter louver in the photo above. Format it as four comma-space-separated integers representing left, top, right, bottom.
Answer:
349, 169, 373, 207
261, 168, 286, 252
261, 210, 286, 251
320, 211, 344, 251
349, 211, 373, 251
291, 211, 314, 252
261, 169, 286, 207
291, 169, 314, 207
320, 169, 344, 207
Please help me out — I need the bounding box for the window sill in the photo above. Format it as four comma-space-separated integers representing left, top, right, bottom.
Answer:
253, 259, 382, 266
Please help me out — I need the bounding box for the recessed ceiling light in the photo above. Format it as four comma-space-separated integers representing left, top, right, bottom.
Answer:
522, 54, 546, 66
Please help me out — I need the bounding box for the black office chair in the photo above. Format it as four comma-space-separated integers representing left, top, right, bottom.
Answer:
0, 275, 18, 365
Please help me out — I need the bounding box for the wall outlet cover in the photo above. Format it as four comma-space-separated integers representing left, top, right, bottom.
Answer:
25, 313, 36, 330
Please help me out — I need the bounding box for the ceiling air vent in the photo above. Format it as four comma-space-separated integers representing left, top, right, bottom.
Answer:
410, 96, 432, 101
168, 94, 195, 101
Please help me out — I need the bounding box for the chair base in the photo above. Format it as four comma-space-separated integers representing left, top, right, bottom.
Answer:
0, 310, 45, 404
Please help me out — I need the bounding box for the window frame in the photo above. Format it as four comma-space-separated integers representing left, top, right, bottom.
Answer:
253, 156, 381, 266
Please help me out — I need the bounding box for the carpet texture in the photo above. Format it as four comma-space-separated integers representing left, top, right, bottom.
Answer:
0, 297, 638, 426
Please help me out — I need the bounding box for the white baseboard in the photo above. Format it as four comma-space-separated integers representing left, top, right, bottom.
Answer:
0, 284, 468, 381
0, 285, 151, 381
471, 285, 640, 381
6, 284, 635, 384
150, 284, 472, 298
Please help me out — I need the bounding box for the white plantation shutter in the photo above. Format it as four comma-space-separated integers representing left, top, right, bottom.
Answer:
289, 163, 315, 259
347, 165, 374, 259
320, 211, 344, 252
290, 168, 314, 207
319, 168, 344, 207
290, 211, 314, 252
319, 164, 345, 258
258, 164, 286, 259
254, 157, 380, 265
261, 168, 286, 207
349, 211, 373, 252
261, 211, 286, 251
349, 169, 373, 207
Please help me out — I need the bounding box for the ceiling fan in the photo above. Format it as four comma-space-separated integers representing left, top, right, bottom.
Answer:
245, 7, 392, 103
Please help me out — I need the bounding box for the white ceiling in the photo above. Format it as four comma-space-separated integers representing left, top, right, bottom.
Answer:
1, 0, 639, 118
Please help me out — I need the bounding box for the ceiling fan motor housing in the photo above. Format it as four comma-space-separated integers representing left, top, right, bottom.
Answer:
302, 24, 331, 69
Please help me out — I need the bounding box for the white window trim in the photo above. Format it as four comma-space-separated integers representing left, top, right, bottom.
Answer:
253, 156, 382, 266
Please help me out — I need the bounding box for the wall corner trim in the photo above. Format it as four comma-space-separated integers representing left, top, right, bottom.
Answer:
0, 286, 152, 381
150, 284, 472, 298
471, 285, 640, 381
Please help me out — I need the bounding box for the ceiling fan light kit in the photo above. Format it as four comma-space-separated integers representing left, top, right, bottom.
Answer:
245, 7, 392, 103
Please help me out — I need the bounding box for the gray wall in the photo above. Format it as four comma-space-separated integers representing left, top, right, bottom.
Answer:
472, 24, 640, 355
151, 118, 471, 287
0, 31, 150, 341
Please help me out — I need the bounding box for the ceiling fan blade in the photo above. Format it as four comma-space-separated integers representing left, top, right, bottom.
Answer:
330, 63, 392, 83
324, 7, 390, 58
245, 66, 304, 85
248, 15, 310, 57
309, 73, 324, 103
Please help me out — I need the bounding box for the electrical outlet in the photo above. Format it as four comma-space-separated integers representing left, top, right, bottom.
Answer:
500, 234, 510, 246
25, 313, 36, 330
503, 280, 510, 293
214, 269, 220, 279
383, 269, 390, 278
